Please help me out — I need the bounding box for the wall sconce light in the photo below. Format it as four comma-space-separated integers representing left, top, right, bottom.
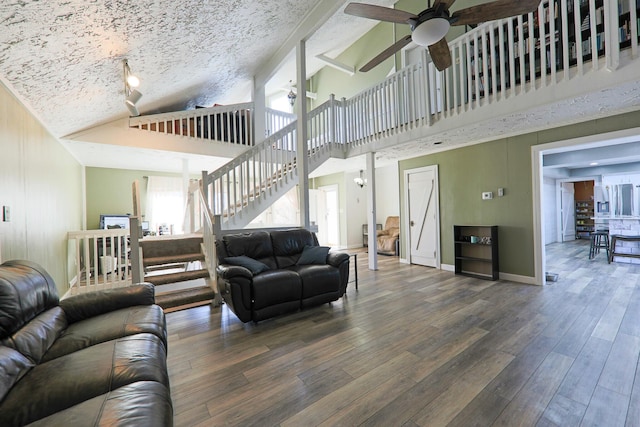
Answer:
354, 170, 367, 188
123, 59, 142, 117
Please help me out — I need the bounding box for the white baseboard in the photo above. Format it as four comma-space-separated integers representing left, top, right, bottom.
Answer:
499, 272, 538, 285
399, 257, 409, 264
439, 264, 536, 285
441, 263, 455, 272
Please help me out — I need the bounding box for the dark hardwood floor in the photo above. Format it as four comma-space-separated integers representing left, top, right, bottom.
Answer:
166, 240, 640, 426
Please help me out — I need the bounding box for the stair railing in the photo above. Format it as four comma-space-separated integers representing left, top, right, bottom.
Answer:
67, 228, 132, 293
201, 95, 342, 228
265, 107, 296, 136
196, 182, 218, 283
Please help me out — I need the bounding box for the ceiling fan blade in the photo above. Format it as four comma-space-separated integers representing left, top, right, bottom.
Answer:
428, 38, 452, 71
432, 0, 457, 10
344, 3, 417, 24
451, 0, 541, 27
360, 35, 413, 72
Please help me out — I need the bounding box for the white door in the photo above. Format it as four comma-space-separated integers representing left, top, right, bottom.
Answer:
561, 182, 576, 241
406, 165, 440, 267
317, 185, 339, 247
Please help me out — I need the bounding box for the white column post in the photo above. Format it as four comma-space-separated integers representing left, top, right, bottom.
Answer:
252, 79, 266, 143
296, 40, 310, 229
366, 152, 378, 270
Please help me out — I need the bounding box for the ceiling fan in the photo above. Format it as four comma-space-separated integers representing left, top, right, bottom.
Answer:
345, 0, 541, 72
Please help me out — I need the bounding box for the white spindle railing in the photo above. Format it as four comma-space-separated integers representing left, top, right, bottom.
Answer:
129, 102, 255, 146
67, 228, 132, 292
126, 0, 639, 231
266, 108, 296, 136
201, 97, 340, 228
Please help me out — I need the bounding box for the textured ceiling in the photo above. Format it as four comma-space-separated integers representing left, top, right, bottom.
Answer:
2, 0, 639, 177
0, 0, 395, 138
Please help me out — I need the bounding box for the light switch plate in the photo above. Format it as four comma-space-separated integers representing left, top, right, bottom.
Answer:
2, 206, 9, 222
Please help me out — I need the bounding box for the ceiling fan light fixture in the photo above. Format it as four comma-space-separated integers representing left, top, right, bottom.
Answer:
411, 17, 450, 46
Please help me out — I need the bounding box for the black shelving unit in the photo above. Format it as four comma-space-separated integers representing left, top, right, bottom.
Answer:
454, 225, 499, 281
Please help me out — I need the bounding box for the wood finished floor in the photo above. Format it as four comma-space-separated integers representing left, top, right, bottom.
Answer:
166, 241, 640, 426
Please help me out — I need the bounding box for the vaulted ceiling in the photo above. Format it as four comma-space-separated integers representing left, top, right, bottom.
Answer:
0, 0, 395, 139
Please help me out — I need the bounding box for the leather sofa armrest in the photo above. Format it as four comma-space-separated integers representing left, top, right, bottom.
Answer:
377, 230, 391, 237
327, 252, 349, 268
60, 283, 155, 324
216, 264, 253, 280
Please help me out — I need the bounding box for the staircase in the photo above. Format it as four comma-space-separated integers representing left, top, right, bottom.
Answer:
130, 1, 640, 232
139, 234, 216, 310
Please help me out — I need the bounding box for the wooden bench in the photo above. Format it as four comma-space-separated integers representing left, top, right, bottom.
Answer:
608, 235, 640, 264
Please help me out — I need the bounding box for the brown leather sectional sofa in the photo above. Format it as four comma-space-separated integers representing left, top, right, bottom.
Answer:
0, 260, 172, 426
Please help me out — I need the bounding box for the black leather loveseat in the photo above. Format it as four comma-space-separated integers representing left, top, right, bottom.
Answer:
216, 229, 350, 323
0, 260, 172, 427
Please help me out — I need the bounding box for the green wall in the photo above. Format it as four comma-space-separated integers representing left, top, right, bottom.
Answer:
399, 110, 640, 277
85, 168, 191, 230
311, 21, 395, 107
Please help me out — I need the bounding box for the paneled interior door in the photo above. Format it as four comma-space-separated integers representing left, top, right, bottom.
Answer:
406, 165, 439, 267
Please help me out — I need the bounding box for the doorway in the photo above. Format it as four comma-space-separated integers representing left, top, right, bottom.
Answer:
560, 182, 576, 242
532, 127, 640, 285
316, 184, 340, 247
404, 165, 440, 267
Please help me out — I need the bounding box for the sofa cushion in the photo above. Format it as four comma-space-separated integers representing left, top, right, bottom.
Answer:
0, 333, 168, 427
1, 307, 66, 364
251, 270, 301, 310
297, 245, 329, 265
0, 260, 59, 339
222, 231, 278, 269
291, 265, 341, 300
59, 283, 156, 324
42, 305, 167, 362
271, 229, 318, 268
0, 346, 34, 402
224, 255, 270, 275
24, 381, 173, 427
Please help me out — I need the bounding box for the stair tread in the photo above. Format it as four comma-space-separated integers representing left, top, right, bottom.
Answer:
140, 234, 204, 259
143, 253, 205, 266
145, 269, 210, 286
154, 286, 216, 310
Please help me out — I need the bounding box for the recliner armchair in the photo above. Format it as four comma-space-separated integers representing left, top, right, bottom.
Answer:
377, 216, 400, 256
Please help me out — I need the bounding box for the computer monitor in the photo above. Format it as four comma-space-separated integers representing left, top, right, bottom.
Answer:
99, 214, 130, 229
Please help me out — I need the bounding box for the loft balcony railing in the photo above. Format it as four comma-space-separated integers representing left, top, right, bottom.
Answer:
131, 0, 639, 230
128, 103, 295, 147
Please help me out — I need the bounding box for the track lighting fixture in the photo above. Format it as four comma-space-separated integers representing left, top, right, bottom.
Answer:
123, 59, 142, 117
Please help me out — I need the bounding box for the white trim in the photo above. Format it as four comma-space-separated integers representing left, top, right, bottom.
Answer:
532, 126, 640, 287
315, 54, 355, 76
499, 272, 537, 285
441, 263, 455, 272
399, 257, 409, 264
403, 164, 441, 269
